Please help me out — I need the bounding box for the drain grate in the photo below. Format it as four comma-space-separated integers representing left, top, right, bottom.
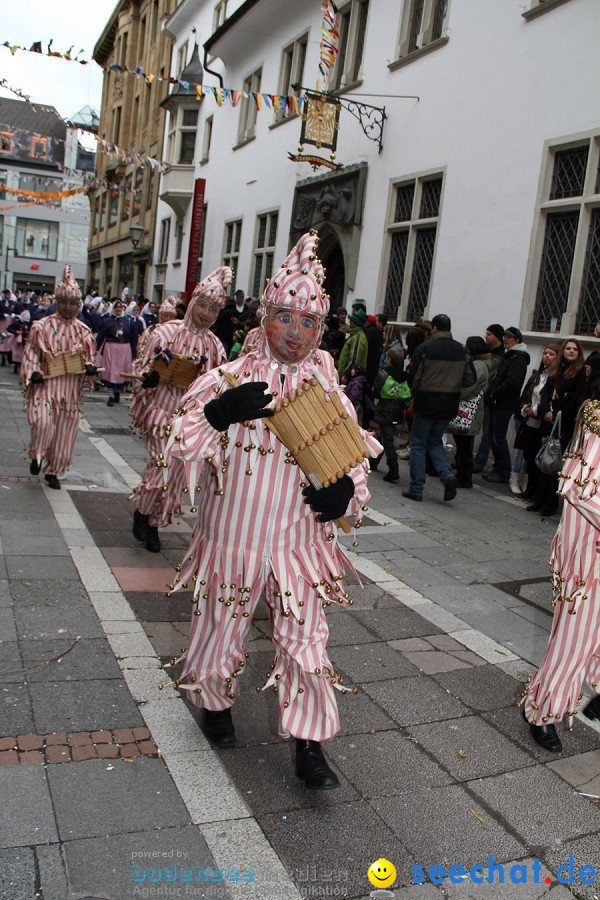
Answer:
95, 427, 133, 436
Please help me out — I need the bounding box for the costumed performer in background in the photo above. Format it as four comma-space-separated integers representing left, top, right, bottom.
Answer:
130, 270, 228, 553
164, 231, 382, 790
521, 393, 600, 752
20, 265, 97, 489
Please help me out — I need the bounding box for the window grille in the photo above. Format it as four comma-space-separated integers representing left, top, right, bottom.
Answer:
394, 184, 414, 222
407, 227, 436, 321
420, 178, 442, 218
549, 146, 588, 200
383, 231, 408, 318
576, 208, 600, 335
532, 212, 579, 331
252, 212, 278, 297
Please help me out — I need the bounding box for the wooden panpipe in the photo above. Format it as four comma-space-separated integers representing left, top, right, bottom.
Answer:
223, 373, 368, 533
150, 353, 203, 390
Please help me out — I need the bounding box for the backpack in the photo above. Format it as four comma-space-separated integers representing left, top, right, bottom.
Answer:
379, 375, 411, 401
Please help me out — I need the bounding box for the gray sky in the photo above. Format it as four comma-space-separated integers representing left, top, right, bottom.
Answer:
1, 0, 116, 120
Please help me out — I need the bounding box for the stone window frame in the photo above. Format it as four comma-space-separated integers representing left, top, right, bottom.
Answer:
521, 128, 600, 337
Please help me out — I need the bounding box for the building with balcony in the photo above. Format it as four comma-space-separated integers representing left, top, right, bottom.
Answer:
88, 0, 175, 299
0, 97, 90, 294
151, 0, 600, 355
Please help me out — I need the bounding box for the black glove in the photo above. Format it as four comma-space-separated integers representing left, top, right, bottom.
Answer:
142, 370, 160, 389
302, 475, 355, 523
204, 382, 273, 431
30, 371, 44, 385
84, 364, 98, 376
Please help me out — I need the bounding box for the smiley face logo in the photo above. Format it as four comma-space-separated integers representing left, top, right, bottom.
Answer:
368, 858, 397, 888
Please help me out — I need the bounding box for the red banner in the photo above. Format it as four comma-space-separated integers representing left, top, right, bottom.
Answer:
184, 178, 206, 303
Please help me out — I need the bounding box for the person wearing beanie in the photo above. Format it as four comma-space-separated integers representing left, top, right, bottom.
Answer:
337, 306, 368, 378
130, 272, 228, 553
20, 264, 97, 489
164, 230, 382, 790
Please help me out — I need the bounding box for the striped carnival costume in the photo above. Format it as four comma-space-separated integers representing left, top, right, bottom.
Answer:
165, 231, 382, 790
522, 398, 600, 753
20, 265, 97, 489
130, 272, 227, 553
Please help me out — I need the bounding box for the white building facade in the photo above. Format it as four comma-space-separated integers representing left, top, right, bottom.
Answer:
152, 0, 600, 352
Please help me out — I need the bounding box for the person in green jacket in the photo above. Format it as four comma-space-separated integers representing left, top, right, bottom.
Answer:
337, 307, 368, 378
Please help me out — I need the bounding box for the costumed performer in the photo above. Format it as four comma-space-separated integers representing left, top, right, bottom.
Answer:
164, 231, 382, 790
521, 394, 600, 752
96, 298, 138, 406
20, 265, 97, 489
131, 270, 228, 553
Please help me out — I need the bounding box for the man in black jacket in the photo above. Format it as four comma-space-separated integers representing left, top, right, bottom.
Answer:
483, 326, 530, 484
404, 314, 475, 501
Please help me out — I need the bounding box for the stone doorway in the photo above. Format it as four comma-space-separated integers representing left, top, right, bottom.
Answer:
320, 235, 345, 313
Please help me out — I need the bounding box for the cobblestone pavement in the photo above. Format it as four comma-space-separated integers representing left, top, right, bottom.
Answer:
0, 367, 599, 900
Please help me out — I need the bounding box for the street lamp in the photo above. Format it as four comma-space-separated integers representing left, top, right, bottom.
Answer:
130, 224, 144, 249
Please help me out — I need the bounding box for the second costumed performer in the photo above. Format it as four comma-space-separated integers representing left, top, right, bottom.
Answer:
130, 269, 228, 553
164, 231, 382, 789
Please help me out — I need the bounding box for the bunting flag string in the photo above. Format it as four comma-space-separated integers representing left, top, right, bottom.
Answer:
2, 184, 85, 200
0, 77, 31, 102
0, 39, 308, 119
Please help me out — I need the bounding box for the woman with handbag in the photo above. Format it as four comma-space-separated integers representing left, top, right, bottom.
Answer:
528, 339, 586, 515
519, 343, 560, 501
447, 336, 492, 488
521, 393, 600, 753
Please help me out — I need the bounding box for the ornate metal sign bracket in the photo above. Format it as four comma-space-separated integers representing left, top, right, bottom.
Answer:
293, 84, 388, 154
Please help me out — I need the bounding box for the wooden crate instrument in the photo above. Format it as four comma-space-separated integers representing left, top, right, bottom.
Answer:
45, 350, 86, 378
150, 353, 203, 390
222, 373, 368, 533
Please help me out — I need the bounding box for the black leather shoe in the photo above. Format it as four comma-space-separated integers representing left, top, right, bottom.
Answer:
402, 488, 422, 502
295, 739, 340, 790
522, 708, 562, 753
382, 472, 399, 483
538, 504, 558, 516
133, 509, 150, 542
114, 392, 120, 404
202, 708, 236, 748
526, 502, 544, 512
443, 477, 457, 501
44, 474, 61, 490
107, 397, 114, 407
582, 694, 600, 721
145, 525, 161, 553
30, 458, 41, 475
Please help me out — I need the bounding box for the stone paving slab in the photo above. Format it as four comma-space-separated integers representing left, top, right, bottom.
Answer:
258, 802, 415, 897
431, 665, 521, 712
0, 682, 35, 736
547, 749, 600, 796
544, 834, 600, 900
372, 782, 527, 870
331, 641, 421, 683
125, 589, 193, 622
62, 825, 231, 900
328, 730, 453, 799
0, 847, 35, 900
48, 755, 190, 840
13, 597, 104, 640
362, 676, 471, 726
20, 637, 122, 681
469, 765, 600, 846
407, 716, 535, 781
5, 554, 80, 580
30, 678, 144, 733
353, 606, 443, 641
0, 765, 58, 847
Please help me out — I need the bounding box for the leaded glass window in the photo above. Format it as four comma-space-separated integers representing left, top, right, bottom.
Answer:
384, 231, 408, 318
549, 147, 588, 200
532, 212, 579, 331
407, 228, 436, 321
576, 208, 600, 335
